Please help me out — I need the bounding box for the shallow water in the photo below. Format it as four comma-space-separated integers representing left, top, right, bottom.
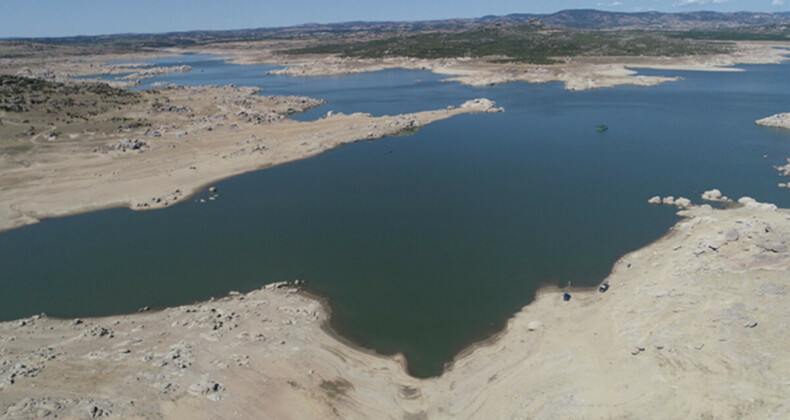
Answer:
2, 56, 789, 377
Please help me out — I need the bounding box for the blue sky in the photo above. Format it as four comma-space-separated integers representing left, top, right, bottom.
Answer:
1, 0, 788, 38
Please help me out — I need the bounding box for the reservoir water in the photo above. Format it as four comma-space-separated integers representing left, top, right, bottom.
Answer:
2, 54, 789, 377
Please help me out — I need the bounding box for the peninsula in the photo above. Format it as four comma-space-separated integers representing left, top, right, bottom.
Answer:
0, 74, 502, 232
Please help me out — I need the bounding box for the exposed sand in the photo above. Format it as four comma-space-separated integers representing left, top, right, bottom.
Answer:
213, 41, 790, 91
0, 77, 503, 232
1, 196, 788, 419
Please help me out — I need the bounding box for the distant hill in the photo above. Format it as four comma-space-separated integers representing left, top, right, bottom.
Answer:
4, 9, 790, 47
478, 10, 790, 30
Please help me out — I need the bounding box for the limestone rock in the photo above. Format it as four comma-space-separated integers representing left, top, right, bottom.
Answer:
674, 197, 692, 209
701, 189, 730, 202
701, 189, 722, 201
738, 197, 778, 211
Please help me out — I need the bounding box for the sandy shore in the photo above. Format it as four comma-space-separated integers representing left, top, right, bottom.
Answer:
207, 41, 790, 91
1, 195, 788, 419
0, 75, 503, 232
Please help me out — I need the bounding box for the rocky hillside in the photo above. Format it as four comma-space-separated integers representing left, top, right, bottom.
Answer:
482, 10, 790, 30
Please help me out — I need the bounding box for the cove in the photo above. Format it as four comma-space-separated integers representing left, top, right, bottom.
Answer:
1, 55, 789, 378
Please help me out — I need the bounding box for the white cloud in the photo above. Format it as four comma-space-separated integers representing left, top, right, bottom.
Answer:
772, 0, 784, 6
674, 0, 730, 6
596, 1, 623, 6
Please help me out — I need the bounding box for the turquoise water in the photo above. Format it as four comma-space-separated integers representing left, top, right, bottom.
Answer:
2, 55, 789, 377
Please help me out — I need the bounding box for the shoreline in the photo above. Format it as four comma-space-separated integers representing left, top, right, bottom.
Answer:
2, 196, 788, 418
0, 78, 503, 233
191, 40, 790, 91
2, 41, 787, 234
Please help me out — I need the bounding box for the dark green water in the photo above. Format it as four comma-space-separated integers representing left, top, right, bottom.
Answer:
2, 55, 789, 377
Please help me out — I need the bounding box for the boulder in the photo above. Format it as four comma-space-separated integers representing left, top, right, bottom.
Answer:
674, 197, 692, 209
114, 138, 148, 152
738, 197, 778, 211
701, 189, 728, 202
764, 242, 788, 253
188, 380, 224, 396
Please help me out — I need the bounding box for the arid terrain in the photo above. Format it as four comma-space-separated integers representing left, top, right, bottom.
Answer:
2, 10, 790, 418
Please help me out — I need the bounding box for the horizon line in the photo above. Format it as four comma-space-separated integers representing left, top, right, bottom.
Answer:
2, 8, 788, 42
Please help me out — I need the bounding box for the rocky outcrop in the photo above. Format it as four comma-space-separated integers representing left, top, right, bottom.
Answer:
459, 98, 505, 113
265, 95, 325, 113
112, 138, 148, 152
118, 65, 192, 81
149, 100, 193, 114
701, 188, 732, 203
648, 195, 693, 209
